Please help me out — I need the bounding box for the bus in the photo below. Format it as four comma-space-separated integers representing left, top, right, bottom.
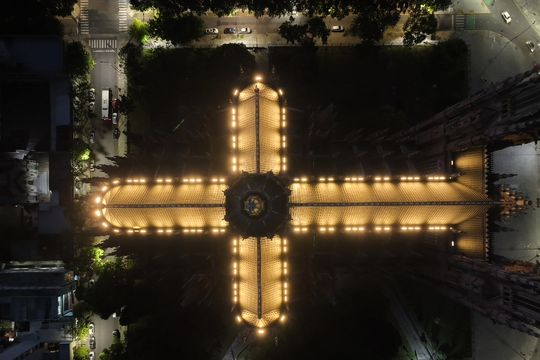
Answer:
101, 89, 110, 121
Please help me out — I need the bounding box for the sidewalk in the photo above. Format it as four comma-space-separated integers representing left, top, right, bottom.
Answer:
513, 0, 540, 37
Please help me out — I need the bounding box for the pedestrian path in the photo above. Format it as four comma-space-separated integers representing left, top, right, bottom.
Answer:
80, 0, 89, 35
89, 38, 117, 52
119, 0, 129, 32
455, 14, 465, 31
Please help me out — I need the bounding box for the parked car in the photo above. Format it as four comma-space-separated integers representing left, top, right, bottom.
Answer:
112, 98, 119, 112
88, 89, 96, 101
113, 127, 120, 139
205, 28, 219, 34
112, 329, 120, 338
89, 160, 95, 172
239, 27, 252, 34
88, 323, 95, 336
88, 101, 95, 111
224, 27, 237, 34
501, 11, 511, 23
112, 113, 118, 125
89, 130, 95, 144
526, 41, 535, 52
89, 352, 95, 360
331, 25, 344, 32
89, 336, 96, 349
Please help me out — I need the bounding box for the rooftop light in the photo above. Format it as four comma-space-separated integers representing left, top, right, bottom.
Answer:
101, 186, 108, 192
101, 222, 108, 228
257, 328, 265, 335
95, 197, 101, 204
156, 178, 163, 183
112, 180, 119, 185
113, 228, 120, 233
278, 89, 283, 95
255, 75, 263, 82
233, 89, 239, 96
95, 210, 102, 217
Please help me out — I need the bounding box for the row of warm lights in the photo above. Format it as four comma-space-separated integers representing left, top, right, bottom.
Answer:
105, 227, 227, 234
283, 281, 288, 303
231, 108, 237, 128
400, 226, 422, 231
292, 175, 452, 183
344, 177, 365, 182
126, 178, 147, 183
291, 225, 450, 233
319, 226, 336, 232
232, 135, 237, 149
110, 177, 227, 185
283, 238, 288, 253
428, 226, 448, 231
282, 135, 287, 149
318, 177, 335, 182
283, 261, 288, 275
281, 157, 287, 172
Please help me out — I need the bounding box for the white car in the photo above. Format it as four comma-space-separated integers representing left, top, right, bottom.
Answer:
331, 25, 345, 32
526, 41, 535, 52
239, 27, 252, 34
205, 28, 219, 34
89, 352, 95, 360
88, 322, 95, 336
501, 11, 511, 23
112, 112, 118, 125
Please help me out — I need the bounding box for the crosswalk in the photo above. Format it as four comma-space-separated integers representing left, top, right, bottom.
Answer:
89, 39, 117, 52
80, 0, 89, 35
454, 14, 465, 31
119, 0, 128, 32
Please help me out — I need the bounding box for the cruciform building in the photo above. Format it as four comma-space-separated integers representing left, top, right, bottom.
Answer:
91, 72, 540, 331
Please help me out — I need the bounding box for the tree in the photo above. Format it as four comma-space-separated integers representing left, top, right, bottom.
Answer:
128, 18, 150, 45
306, 16, 330, 45
73, 345, 90, 360
149, 13, 204, 45
100, 341, 127, 360
278, 20, 307, 44
403, 6, 438, 46
65, 41, 94, 78
349, 6, 400, 43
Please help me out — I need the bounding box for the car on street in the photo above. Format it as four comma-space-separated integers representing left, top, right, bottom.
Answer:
501, 11, 511, 23
526, 41, 535, 52
112, 329, 120, 338
89, 130, 95, 144
205, 28, 219, 34
89, 322, 95, 336
89, 352, 95, 360
113, 127, 120, 139
89, 336, 96, 349
224, 27, 237, 34
112, 113, 118, 125
239, 27, 252, 34
88, 101, 95, 111
89, 160, 95, 172
88, 89, 95, 101
331, 25, 345, 32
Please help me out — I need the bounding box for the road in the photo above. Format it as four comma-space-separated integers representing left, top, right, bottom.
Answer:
89, 313, 122, 357
85, 0, 128, 178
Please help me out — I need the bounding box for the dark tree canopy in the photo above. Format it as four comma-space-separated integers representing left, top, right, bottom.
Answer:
278, 20, 308, 45
0, 0, 76, 35
149, 13, 205, 45
403, 6, 438, 46
64, 41, 93, 78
